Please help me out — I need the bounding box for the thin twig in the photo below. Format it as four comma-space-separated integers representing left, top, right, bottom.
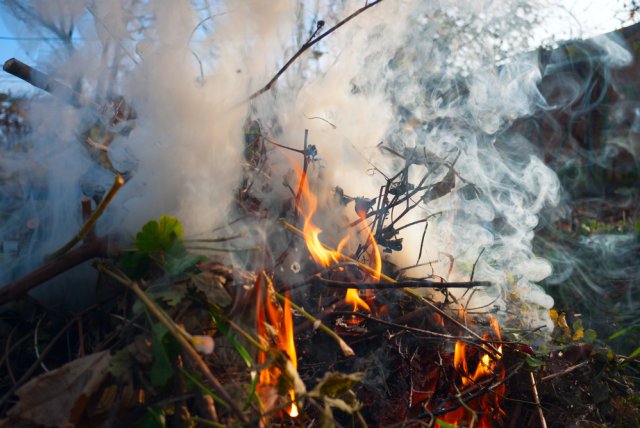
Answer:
0, 304, 100, 409
329, 311, 474, 341
529, 371, 548, 428
541, 360, 589, 382
247, 0, 386, 100
95, 263, 248, 423
48, 175, 125, 259
279, 220, 501, 358
312, 277, 491, 289
273, 290, 355, 357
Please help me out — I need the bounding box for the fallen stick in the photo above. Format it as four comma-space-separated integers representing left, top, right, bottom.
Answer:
540, 360, 589, 382
0, 237, 109, 306
530, 371, 548, 428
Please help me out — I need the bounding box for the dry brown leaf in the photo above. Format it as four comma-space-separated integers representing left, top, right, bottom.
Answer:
6, 351, 112, 427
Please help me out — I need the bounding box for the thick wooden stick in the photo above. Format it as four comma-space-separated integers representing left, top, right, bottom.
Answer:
3, 58, 95, 107
0, 238, 109, 306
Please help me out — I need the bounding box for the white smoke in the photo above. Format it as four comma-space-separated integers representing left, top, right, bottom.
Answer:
0, 0, 584, 328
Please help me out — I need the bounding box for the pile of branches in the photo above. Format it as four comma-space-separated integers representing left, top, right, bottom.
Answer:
0, 5, 638, 423
0, 108, 636, 427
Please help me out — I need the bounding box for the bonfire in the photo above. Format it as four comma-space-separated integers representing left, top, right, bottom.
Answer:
0, 1, 638, 428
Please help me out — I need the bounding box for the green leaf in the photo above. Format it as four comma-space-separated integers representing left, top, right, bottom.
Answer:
628, 347, 640, 359
136, 215, 184, 254
109, 348, 132, 383
210, 311, 253, 368
525, 355, 545, 368
584, 329, 597, 343
136, 407, 166, 428
120, 250, 151, 279
608, 325, 640, 341
180, 368, 225, 407
167, 252, 206, 277
150, 323, 173, 388
435, 419, 459, 428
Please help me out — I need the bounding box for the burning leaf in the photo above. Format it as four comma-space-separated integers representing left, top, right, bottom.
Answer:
150, 322, 178, 388
6, 351, 112, 427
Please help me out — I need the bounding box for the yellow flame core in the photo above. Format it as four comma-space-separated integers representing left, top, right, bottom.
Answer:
256, 275, 299, 418
445, 315, 505, 426
295, 161, 381, 313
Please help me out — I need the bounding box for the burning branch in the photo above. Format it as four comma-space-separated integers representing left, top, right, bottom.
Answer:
279, 219, 502, 358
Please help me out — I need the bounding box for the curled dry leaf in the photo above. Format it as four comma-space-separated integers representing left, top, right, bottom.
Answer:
5, 351, 112, 428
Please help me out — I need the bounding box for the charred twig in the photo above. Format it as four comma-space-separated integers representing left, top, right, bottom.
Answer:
424, 362, 524, 419
48, 175, 125, 260
469, 248, 485, 282
274, 290, 355, 357
294, 129, 310, 216
313, 277, 491, 289
329, 311, 474, 341
247, 0, 386, 100
0, 237, 109, 306
279, 220, 502, 358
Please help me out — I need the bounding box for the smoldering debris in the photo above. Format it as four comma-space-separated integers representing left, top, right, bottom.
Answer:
0, 0, 638, 427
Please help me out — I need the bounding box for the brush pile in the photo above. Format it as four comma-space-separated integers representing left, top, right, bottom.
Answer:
0, 113, 638, 427
0, 1, 639, 426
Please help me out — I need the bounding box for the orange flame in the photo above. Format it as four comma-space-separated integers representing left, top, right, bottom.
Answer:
293, 158, 381, 313
439, 316, 505, 427
255, 273, 299, 418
